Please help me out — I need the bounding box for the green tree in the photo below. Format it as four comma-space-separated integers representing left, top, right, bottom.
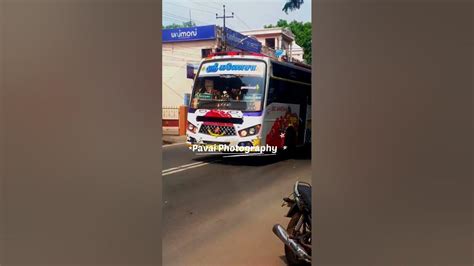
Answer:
162, 21, 196, 29
265, 19, 312, 64
282, 0, 304, 14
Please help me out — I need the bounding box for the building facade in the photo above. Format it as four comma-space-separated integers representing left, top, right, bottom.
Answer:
240, 27, 297, 60
290, 42, 304, 62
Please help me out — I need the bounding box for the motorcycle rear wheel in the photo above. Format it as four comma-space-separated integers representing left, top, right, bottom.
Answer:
284, 213, 310, 266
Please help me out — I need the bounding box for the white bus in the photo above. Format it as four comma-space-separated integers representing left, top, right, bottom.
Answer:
186, 51, 311, 153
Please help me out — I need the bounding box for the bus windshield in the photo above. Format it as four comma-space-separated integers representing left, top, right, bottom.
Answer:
190, 60, 266, 112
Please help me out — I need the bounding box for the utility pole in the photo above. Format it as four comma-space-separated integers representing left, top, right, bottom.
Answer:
216, 5, 234, 51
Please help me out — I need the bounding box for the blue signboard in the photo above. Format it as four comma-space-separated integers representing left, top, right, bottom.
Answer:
163, 25, 216, 43
224, 27, 262, 53
275, 49, 286, 58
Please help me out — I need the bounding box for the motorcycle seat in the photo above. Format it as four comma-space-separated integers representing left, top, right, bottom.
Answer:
297, 184, 312, 212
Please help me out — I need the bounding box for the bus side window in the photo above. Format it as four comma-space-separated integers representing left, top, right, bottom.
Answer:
268, 78, 285, 104
267, 86, 276, 103
268, 77, 311, 106
278, 79, 294, 104
306, 85, 311, 105
267, 78, 282, 105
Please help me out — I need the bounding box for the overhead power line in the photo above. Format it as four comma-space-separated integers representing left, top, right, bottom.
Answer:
206, 0, 217, 5
163, 81, 185, 100
164, 11, 213, 25
163, 16, 200, 26
163, 11, 193, 22
235, 14, 252, 30
163, 18, 190, 25
163, 15, 188, 23
165, 2, 217, 15
210, 0, 222, 6
191, 1, 221, 11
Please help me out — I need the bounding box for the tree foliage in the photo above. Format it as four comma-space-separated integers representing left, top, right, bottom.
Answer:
162, 21, 196, 29
282, 0, 304, 14
265, 19, 312, 64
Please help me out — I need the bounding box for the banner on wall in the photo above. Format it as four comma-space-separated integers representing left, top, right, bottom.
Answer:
224, 27, 262, 53
163, 25, 216, 43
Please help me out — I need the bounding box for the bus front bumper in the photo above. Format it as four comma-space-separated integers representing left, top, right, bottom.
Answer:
186, 132, 261, 149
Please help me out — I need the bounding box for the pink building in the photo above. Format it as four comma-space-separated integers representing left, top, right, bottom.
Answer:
240, 27, 304, 62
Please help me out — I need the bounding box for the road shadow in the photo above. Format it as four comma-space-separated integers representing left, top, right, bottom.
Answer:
192, 145, 311, 167
292, 145, 312, 160
279, 255, 289, 265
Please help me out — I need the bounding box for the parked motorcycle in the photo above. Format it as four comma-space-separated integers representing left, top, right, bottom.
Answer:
273, 181, 312, 265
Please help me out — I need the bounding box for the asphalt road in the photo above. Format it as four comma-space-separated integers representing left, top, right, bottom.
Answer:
162, 143, 311, 266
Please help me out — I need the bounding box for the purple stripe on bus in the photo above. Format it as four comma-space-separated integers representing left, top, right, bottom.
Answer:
188, 108, 261, 116
243, 112, 263, 116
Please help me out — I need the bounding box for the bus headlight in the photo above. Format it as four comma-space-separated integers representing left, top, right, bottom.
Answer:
187, 122, 198, 133
238, 124, 261, 137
